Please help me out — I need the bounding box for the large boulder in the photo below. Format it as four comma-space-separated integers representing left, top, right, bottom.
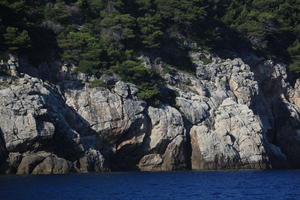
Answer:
75, 149, 107, 173
16, 152, 73, 175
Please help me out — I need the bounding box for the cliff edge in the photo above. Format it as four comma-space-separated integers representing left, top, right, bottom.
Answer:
0, 52, 299, 174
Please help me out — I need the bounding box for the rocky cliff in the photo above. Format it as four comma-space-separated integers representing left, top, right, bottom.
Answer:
0, 52, 299, 174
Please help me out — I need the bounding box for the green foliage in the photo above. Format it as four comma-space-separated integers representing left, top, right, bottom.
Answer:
155, 0, 206, 26
1, 0, 300, 104
221, 0, 300, 63
201, 57, 212, 65
3, 27, 30, 51
137, 14, 164, 48
58, 31, 97, 61
288, 40, 300, 56
288, 40, 300, 72
162, 66, 176, 75
44, 1, 71, 24
136, 84, 161, 106
58, 30, 132, 75
0, 52, 9, 62
0, 0, 26, 12
0, 70, 11, 77
89, 79, 107, 88
113, 60, 162, 106
100, 13, 136, 43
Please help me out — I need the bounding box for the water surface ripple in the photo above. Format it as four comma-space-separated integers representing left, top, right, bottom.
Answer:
0, 170, 299, 200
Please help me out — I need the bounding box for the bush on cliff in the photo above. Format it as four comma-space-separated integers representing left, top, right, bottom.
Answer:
0, 0, 300, 103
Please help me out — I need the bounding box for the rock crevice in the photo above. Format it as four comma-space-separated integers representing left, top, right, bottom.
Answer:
0, 53, 300, 174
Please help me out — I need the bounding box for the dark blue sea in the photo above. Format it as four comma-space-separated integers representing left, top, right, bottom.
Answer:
0, 171, 300, 200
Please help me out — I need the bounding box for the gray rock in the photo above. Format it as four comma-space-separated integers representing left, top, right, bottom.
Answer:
1, 152, 22, 174
176, 97, 209, 125
138, 154, 163, 171
32, 154, 72, 174
75, 149, 108, 173
63, 81, 149, 170
138, 105, 187, 171
0, 75, 108, 174
289, 78, 300, 109
17, 153, 48, 174
190, 98, 267, 170
64, 83, 146, 147
100, 73, 119, 85
1, 50, 300, 173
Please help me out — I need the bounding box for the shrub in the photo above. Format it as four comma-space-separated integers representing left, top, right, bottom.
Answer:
136, 83, 161, 106
0, 69, 11, 77
89, 80, 107, 88
0, 52, 9, 62
288, 40, 300, 72
3, 27, 31, 51
162, 66, 176, 74
112, 60, 162, 106
200, 57, 212, 65
185, 78, 192, 86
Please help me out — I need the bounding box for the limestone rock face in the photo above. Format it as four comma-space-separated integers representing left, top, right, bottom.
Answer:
64, 81, 146, 146
176, 97, 209, 125
165, 54, 300, 169
289, 79, 300, 108
1, 51, 300, 173
190, 98, 267, 169
62, 81, 149, 170
75, 149, 106, 173
16, 153, 47, 174
0, 75, 107, 174
8, 151, 73, 175
138, 105, 187, 171
252, 60, 300, 168
64, 83, 188, 171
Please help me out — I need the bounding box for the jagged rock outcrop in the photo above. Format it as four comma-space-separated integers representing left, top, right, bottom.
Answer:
190, 98, 267, 169
138, 105, 187, 171
63, 82, 187, 171
0, 75, 108, 174
162, 54, 300, 169
63, 81, 147, 148
0, 51, 300, 174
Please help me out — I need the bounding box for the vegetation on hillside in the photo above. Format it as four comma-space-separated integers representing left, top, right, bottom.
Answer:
0, 0, 299, 104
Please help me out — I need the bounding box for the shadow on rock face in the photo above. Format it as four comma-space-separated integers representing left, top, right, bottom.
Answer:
1, 50, 300, 174
179, 52, 300, 170
0, 128, 8, 166
0, 75, 109, 174
243, 57, 300, 169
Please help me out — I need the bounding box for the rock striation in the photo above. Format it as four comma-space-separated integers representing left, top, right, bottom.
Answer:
190, 98, 267, 169
0, 75, 108, 174
0, 51, 300, 174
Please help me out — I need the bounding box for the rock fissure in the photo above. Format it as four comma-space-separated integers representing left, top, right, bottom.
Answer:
0, 53, 300, 174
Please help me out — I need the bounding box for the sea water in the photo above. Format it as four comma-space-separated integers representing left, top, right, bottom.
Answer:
0, 170, 299, 200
